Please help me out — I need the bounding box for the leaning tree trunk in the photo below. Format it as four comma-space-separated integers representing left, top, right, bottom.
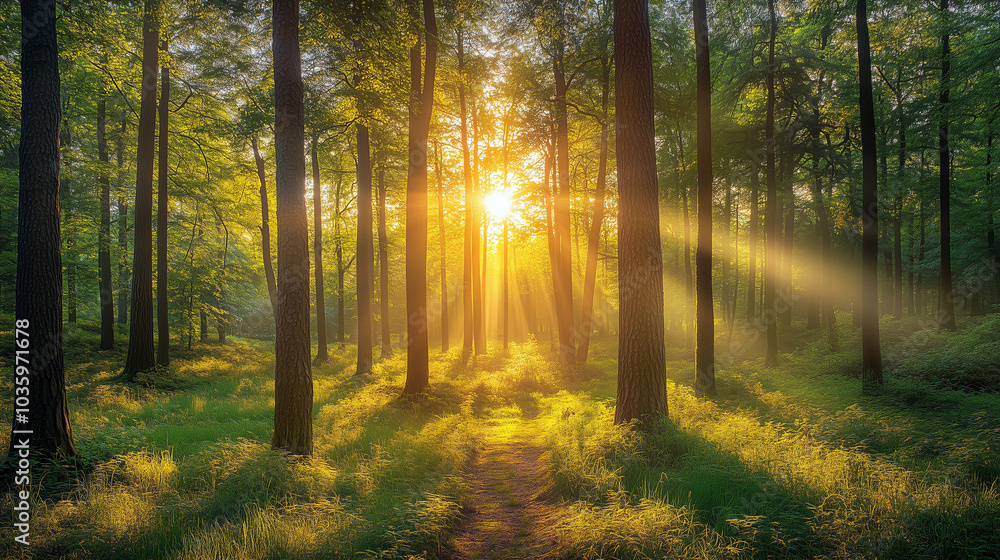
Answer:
694, 0, 715, 397
157, 39, 169, 366
403, 0, 437, 394
9, 0, 77, 459
613, 0, 668, 429
123, 0, 160, 380
272, 0, 313, 456
858, 0, 883, 391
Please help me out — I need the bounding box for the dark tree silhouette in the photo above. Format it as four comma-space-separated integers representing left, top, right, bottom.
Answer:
272, 0, 313, 455
356, 118, 374, 374
98, 59, 114, 350
937, 0, 956, 331
10, 0, 77, 458
857, 0, 883, 391
694, 0, 715, 397
123, 0, 160, 380
613, 0, 668, 428
404, 0, 438, 394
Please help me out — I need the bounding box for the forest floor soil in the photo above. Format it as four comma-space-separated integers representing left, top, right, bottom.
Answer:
447, 416, 559, 560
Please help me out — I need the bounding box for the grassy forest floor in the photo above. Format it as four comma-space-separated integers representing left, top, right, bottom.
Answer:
1, 313, 999, 559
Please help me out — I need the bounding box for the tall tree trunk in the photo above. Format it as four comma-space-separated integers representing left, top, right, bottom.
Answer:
680, 162, 693, 347
123, 0, 160, 379
66, 231, 76, 324
404, 0, 437, 393
470, 93, 485, 355
613, 0, 668, 428
98, 83, 114, 349
938, 0, 956, 330
747, 169, 759, 322
378, 164, 392, 358
272, 0, 313, 455
435, 141, 449, 352
117, 114, 130, 326
781, 156, 794, 327
988, 128, 999, 309
553, 34, 575, 363
10, 0, 77, 459
253, 136, 277, 315
157, 39, 169, 366
458, 27, 474, 356
578, 57, 610, 363
335, 175, 345, 344
356, 112, 374, 375
312, 138, 328, 363
857, 0, 883, 391
694, 0, 715, 397
894, 96, 906, 319
764, 0, 779, 367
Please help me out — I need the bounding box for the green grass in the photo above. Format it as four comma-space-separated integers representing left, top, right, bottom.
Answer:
1, 316, 999, 559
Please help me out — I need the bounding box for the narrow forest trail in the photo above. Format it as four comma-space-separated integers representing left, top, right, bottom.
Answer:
447, 416, 558, 560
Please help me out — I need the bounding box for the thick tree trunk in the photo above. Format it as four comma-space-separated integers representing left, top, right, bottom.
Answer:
98, 81, 114, 349
858, 0, 883, 391
157, 39, 169, 366
578, 57, 610, 363
253, 136, 277, 315
377, 165, 392, 358
694, 0, 715, 397
403, 0, 437, 393
458, 28, 474, 356
123, 0, 160, 379
312, 138, 328, 363
272, 0, 313, 455
938, 0, 956, 330
613, 0, 668, 428
10, 0, 77, 459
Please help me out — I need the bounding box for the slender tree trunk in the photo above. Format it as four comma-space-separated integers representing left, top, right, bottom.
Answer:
747, 169, 759, 322
694, 0, 715, 397
66, 231, 76, 324
435, 141, 449, 352
781, 157, 794, 327
681, 167, 693, 347
215, 210, 229, 343
98, 70, 114, 349
10, 0, 77, 459
253, 136, 277, 315
763, 0, 779, 367
335, 175, 345, 344
123, 0, 160, 379
117, 114, 129, 325
938, 0, 956, 330
312, 138, 328, 363
578, 57, 610, 363
988, 128, 999, 309
553, 36, 575, 363
613, 0, 668, 428
157, 39, 169, 366
356, 115, 374, 374
378, 165, 392, 358
404, 0, 437, 393
272, 0, 313, 455
471, 92, 485, 355
458, 28, 474, 356
858, 0, 883, 391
